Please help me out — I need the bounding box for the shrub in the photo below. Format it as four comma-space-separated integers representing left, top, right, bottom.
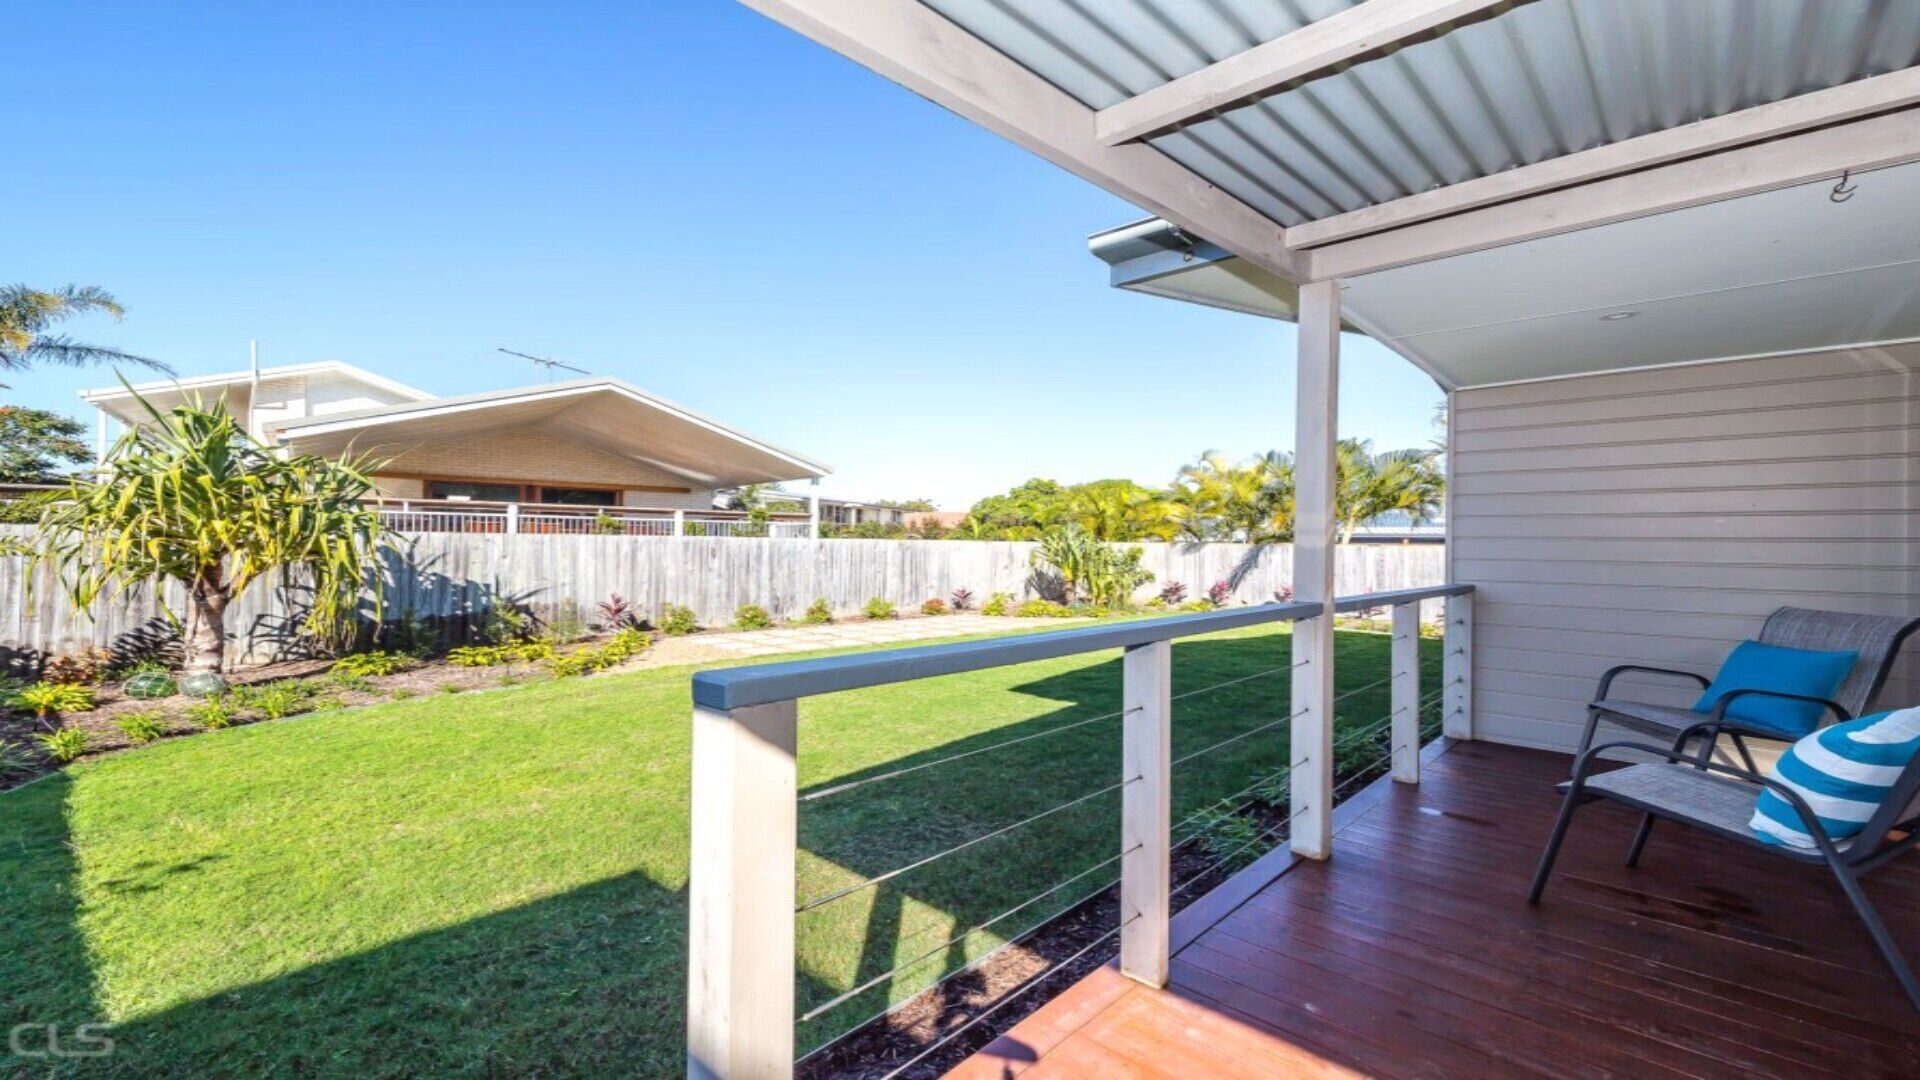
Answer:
863, 597, 897, 620
448, 642, 555, 667
733, 604, 774, 631
332, 651, 413, 678
12, 683, 97, 726
602, 627, 649, 660
115, 711, 166, 745
233, 681, 310, 721
0, 739, 33, 776
660, 604, 698, 636
920, 598, 948, 616
548, 627, 649, 678
481, 604, 534, 645
383, 609, 439, 658
388, 687, 416, 701
43, 646, 112, 685
980, 591, 1013, 617
1031, 525, 1154, 607
188, 698, 236, 730
1016, 599, 1074, 618
1273, 584, 1295, 603
1159, 581, 1188, 605
1179, 599, 1216, 613
1207, 580, 1233, 607
36, 727, 90, 764
950, 587, 975, 611
803, 598, 833, 625
596, 592, 636, 629
438, 683, 465, 694
591, 512, 624, 535
1186, 805, 1265, 872
545, 599, 590, 645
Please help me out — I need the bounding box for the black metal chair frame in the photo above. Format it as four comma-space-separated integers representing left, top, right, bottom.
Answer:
1577, 608, 1920, 769
1530, 736, 1920, 1011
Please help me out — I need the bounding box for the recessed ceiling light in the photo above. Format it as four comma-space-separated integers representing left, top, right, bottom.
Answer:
1599, 310, 1639, 321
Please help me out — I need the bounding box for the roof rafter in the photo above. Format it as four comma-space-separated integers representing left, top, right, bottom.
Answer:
1306, 109, 1920, 280
1288, 65, 1920, 249
739, 0, 1304, 283
1094, 0, 1519, 147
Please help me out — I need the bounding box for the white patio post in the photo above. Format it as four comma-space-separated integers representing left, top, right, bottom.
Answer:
807, 480, 820, 539
1290, 279, 1339, 860
673, 509, 686, 537
94, 407, 108, 466
504, 501, 520, 534
687, 699, 798, 1079
1391, 601, 1422, 783
1119, 639, 1171, 986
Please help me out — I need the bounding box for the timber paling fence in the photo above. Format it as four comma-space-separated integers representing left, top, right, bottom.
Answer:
0, 526, 1444, 667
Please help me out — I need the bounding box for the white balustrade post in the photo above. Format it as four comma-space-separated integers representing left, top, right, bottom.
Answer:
1444, 591, 1474, 740
1391, 601, 1422, 783
673, 509, 686, 538
504, 502, 520, 535
1290, 279, 1339, 860
687, 699, 798, 1080
1120, 638, 1171, 987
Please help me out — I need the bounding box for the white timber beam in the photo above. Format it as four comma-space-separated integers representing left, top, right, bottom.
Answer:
739, 0, 1303, 283
1306, 108, 1920, 280
1097, 0, 1515, 147
1288, 65, 1920, 249
1289, 279, 1339, 860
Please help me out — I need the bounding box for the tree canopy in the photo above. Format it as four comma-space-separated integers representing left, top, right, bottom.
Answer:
0, 407, 92, 482
0, 285, 168, 381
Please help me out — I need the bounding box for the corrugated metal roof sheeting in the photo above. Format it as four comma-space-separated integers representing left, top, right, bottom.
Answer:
926, 0, 1920, 225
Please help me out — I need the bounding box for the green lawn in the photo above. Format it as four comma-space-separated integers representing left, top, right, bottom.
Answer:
1, 622, 1439, 1077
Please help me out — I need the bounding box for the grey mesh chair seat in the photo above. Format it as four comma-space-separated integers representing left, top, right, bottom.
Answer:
1559, 763, 1850, 860
1580, 606, 1920, 765
1533, 738, 1920, 1010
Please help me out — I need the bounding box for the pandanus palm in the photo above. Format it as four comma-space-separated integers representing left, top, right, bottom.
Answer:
37, 397, 389, 672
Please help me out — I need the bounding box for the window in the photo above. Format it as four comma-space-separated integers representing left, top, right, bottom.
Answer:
539, 487, 617, 506
428, 482, 521, 503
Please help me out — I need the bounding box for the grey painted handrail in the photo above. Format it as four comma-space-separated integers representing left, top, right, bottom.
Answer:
693, 601, 1322, 710
1331, 583, 1473, 613
690, 584, 1475, 710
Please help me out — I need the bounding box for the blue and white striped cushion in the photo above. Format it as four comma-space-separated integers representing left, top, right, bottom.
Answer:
1750, 706, 1920, 849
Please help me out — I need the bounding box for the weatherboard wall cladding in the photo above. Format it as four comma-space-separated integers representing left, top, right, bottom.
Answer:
1450, 342, 1920, 753
0, 533, 1443, 668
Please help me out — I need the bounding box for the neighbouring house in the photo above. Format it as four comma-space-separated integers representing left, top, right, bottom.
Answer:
814, 497, 908, 528
80, 362, 829, 535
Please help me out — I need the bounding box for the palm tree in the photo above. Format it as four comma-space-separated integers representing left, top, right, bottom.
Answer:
0, 285, 169, 378
1067, 479, 1180, 541
1336, 438, 1445, 542
1171, 450, 1293, 543
36, 397, 388, 673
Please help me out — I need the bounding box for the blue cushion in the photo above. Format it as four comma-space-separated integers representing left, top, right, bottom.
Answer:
1694, 640, 1857, 737
1751, 707, 1920, 848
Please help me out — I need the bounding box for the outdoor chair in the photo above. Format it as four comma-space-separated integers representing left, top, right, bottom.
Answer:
1530, 738, 1920, 1010
1580, 607, 1920, 771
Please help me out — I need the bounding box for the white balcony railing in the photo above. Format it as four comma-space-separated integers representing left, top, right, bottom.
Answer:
372, 500, 812, 539
684, 583, 1474, 1078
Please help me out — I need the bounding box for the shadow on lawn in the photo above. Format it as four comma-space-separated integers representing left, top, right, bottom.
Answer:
0, 774, 104, 1069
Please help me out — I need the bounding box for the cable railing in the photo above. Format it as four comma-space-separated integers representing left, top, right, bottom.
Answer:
685, 582, 1475, 1079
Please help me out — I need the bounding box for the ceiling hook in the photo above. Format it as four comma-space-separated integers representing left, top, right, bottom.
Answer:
1830, 169, 1857, 203
1166, 224, 1198, 262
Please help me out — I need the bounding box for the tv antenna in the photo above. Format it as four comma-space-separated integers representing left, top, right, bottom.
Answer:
497, 348, 591, 382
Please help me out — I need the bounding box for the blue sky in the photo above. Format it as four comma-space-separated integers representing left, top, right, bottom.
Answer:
13, 1, 1441, 509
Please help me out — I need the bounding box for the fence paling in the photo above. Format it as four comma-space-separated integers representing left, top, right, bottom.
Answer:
0, 526, 1443, 664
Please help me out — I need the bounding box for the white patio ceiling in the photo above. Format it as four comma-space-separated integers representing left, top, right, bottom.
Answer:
746, 0, 1920, 389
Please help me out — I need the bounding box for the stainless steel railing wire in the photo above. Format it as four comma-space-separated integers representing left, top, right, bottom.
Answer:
793, 651, 1445, 1069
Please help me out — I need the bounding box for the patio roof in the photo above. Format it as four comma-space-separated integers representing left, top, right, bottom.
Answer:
269, 378, 831, 489
748, 0, 1920, 388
